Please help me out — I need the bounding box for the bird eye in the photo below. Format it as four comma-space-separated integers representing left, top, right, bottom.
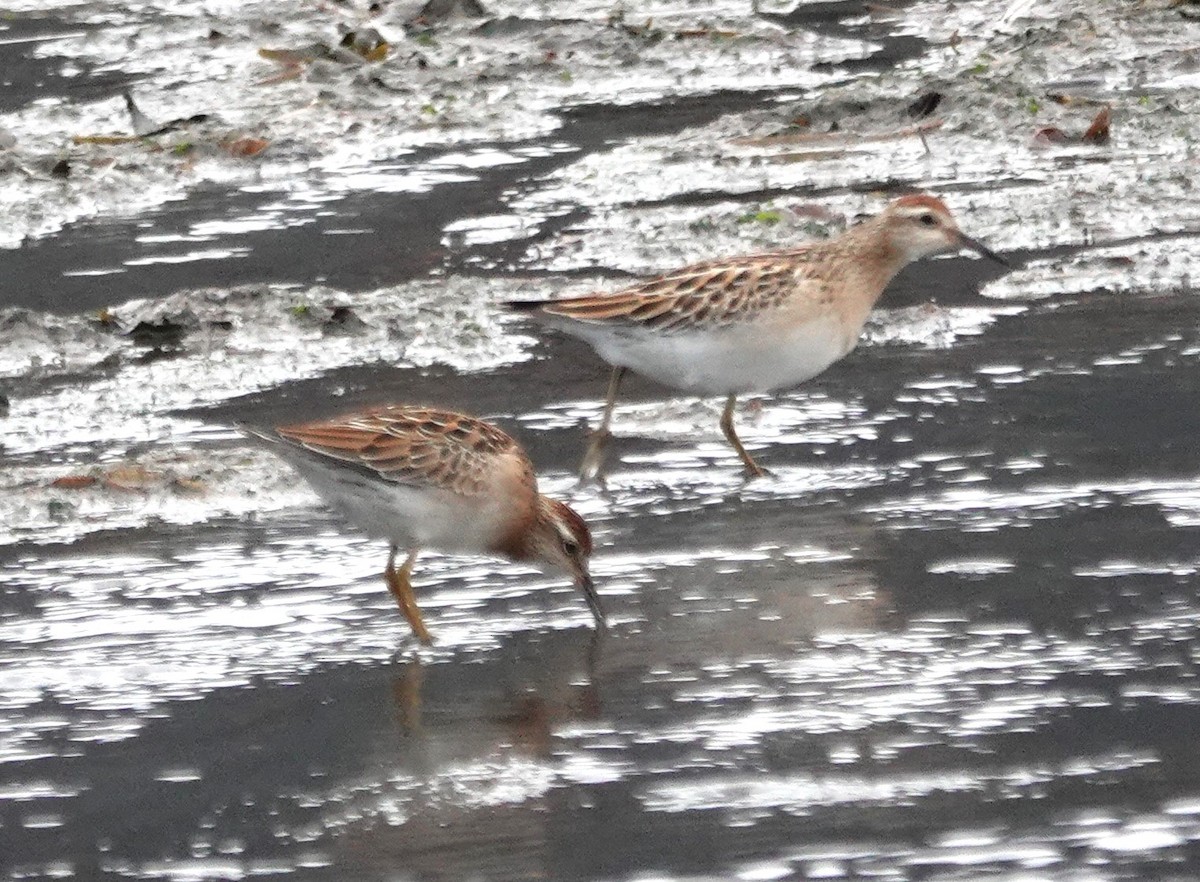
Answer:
919, 213, 937, 226
563, 539, 580, 556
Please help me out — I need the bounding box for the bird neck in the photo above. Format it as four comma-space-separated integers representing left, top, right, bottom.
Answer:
489, 495, 549, 562
849, 216, 911, 288
832, 218, 911, 322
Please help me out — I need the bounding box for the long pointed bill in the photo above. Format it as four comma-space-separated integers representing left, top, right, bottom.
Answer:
959, 232, 1010, 268
576, 573, 608, 631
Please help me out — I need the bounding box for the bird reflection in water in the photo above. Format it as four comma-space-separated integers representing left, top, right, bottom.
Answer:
387, 630, 605, 755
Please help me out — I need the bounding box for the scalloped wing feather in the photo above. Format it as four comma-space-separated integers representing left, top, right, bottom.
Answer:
538, 249, 826, 331
274, 405, 526, 497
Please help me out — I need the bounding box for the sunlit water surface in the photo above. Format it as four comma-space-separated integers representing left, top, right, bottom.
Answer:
6, 0, 1200, 879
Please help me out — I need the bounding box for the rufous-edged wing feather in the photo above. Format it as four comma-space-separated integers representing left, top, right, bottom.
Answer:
274, 405, 525, 496
522, 249, 821, 331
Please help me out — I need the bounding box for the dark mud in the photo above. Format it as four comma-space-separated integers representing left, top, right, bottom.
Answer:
3, 90, 797, 314
0, 16, 130, 114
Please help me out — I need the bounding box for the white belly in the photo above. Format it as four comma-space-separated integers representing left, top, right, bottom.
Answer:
574, 314, 854, 395
283, 454, 507, 554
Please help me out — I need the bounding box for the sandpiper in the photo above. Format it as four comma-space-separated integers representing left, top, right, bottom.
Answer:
243, 405, 604, 644
509, 194, 1007, 478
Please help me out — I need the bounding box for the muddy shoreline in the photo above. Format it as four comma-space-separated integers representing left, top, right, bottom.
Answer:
6, 1, 1200, 879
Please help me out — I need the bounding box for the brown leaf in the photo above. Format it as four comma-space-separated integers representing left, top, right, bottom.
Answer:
51, 475, 97, 490
360, 41, 389, 62
1031, 126, 1071, 148
71, 134, 143, 146
1082, 106, 1111, 145
223, 137, 270, 157
103, 465, 162, 492
172, 477, 207, 494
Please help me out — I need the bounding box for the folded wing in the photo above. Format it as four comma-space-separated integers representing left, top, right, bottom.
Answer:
272, 405, 525, 497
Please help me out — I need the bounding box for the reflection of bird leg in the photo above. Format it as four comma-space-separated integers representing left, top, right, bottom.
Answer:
573, 682, 603, 720
580, 366, 626, 481
500, 693, 555, 757
384, 546, 433, 645
720, 394, 767, 478
494, 630, 609, 757
586, 624, 606, 683
391, 659, 425, 736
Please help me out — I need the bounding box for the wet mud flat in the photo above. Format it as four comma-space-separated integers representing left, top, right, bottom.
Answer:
5, 0, 1200, 879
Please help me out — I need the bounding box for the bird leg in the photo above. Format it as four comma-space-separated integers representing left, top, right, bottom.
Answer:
580, 366, 626, 481
384, 546, 433, 645
720, 393, 767, 478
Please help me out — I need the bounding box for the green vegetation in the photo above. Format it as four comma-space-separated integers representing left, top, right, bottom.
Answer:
737, 208, 783, 225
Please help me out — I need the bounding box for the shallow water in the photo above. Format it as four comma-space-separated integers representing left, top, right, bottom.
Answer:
5, 1, 1200, 880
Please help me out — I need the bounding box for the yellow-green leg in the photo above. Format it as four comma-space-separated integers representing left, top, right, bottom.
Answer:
384, 546, 433, 645
720, 393, 767, 478
580, 366, 627, 481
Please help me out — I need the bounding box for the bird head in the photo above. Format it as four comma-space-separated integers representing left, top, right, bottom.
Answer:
529, 497, 605, 629
882, 194, 1008, 266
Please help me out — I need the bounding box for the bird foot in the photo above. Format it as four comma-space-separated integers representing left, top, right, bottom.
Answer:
743, 463, 773, 480
579, 428, 613, 483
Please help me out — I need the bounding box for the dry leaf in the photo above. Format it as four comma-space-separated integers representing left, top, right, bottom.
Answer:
223, 137, 270, 157
71, 135, 142, 146
1031, 126, 1071, 148
360, 41, 389, 62
51, 475, 97, 489
103, 465, 162, 492
1082, 106, 1111, 145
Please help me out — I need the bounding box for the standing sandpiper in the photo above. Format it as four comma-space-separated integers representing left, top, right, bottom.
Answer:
243, 405, 604, 644
509, 194, 1007, 478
